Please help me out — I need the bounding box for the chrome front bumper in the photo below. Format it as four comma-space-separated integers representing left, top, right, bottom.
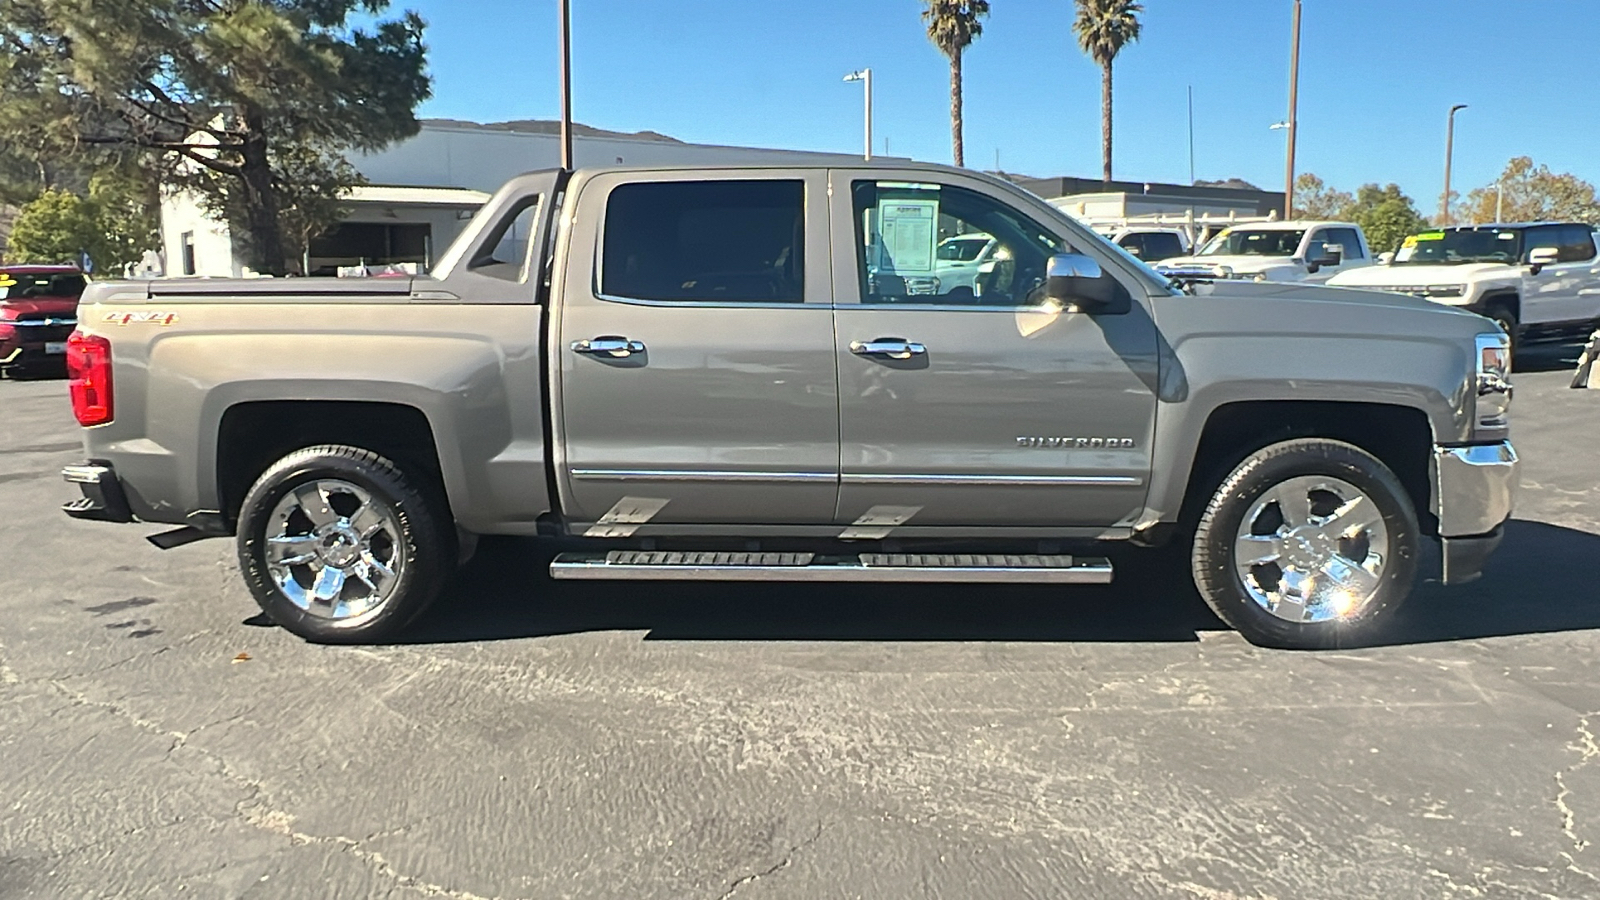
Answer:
1432, 442, 1519, 585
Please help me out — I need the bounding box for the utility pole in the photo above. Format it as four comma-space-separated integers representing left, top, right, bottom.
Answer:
1187, 85, 1196, 185
1283, 0, 1301, 219
843, 69, 873, 161
1442, 104, 1468, 224
1496, 179, 1505, 223
559, 0, 573, 170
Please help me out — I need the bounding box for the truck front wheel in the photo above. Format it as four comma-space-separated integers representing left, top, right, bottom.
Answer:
1190, 439, 1419, 649
236, 445, 454, 644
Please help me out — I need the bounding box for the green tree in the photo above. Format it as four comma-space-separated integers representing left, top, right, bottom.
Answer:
8, 189, 99, 267
1, 0, 431, 276
1460, 157, 1600, 225
6, 167, 159, 271
1346, 183, 1429, 259
1072, 0, 1143, 183
922, 0, 990, 168
1293, 173, 1353, 220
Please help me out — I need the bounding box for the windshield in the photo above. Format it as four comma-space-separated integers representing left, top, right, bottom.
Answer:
1197, 229, 1304, 257
1393, 229, 1522, 265
0, 272, 87, 300
936, 236, 991, 262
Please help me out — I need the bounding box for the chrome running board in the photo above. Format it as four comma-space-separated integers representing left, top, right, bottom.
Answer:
549, 550, 1113, 584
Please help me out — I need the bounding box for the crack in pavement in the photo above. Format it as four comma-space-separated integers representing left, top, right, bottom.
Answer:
713, 821, 824, 900
1553, 712, 1600, 887
44, 678, 506, 900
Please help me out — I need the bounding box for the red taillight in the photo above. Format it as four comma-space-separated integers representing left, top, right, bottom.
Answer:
67, 330, 113, 426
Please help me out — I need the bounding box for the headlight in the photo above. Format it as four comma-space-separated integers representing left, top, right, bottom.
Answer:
1474, 332, 1512, 431
1426, 284, 1467, 298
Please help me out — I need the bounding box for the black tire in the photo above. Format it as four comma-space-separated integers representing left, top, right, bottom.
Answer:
1485, 302, 1519, 363
1190, 439, 1419, 649
236, 445, 454, 644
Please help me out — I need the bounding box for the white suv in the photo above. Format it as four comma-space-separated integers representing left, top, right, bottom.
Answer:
1326, 223, 1600, 351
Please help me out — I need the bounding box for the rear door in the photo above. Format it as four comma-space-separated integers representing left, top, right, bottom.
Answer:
554, 171, 839, 530
828, 170, 1159, 531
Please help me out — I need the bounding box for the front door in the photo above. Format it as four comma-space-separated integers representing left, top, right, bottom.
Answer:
1522, 224, 1600, 325
828, 171, 1159, 531
555, 171, 839, 530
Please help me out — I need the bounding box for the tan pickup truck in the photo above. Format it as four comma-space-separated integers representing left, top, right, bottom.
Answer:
61, 162, 1519, 648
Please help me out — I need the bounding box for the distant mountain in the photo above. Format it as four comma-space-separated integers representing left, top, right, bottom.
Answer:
1194, 178, 1265, 191
421, 118, 684, 144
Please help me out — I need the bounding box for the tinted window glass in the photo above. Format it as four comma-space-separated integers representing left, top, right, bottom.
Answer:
602, 180, 804, 303
469, 195, 541, 282
1325, 227, 1365, 259
0, 272, 86, 299
1118, 231, 1184, 262
851, 180, 1064, 306
1559, 225, 1597, 262
1524, 226, 1561, 258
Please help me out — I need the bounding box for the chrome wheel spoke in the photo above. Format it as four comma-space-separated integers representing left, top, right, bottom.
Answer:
311, 564, 347, 603
293, 483, 339, 529
1235, 532, 1286, 566
348, 501, 388, 539
1272, 485, 1313, 530
266, 533, 320, 566
1323, 494, 1381, 538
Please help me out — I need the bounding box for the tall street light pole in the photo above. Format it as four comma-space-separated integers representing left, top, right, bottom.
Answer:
559, 0, 573, 170
1283, 0, 1301, 219
1441, 103, 1468, 225
843, 69, 872, 161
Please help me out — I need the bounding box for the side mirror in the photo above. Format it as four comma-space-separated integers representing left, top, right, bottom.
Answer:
1045, 253, 1107, 309
1527, 247, 1559, 273
1377, 251, 1395, 265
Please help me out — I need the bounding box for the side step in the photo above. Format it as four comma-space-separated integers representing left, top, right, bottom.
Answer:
549, 550, 1113, 584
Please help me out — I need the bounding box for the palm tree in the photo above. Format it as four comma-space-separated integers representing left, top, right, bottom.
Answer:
921, 0, 990, 167
1072, 0, 1143, 182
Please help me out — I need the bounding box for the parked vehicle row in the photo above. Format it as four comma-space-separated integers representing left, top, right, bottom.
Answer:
1326, 223, 1600, 353
60, 161, 1518, 651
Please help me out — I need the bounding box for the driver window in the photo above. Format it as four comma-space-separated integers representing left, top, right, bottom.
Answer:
851, 180, 1063, 306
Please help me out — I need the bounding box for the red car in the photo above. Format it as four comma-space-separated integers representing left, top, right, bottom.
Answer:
0, 265, 88, 378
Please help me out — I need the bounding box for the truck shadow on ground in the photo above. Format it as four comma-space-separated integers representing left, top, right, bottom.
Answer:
1516, 337, 1587, 374
400, 519, 1600, 648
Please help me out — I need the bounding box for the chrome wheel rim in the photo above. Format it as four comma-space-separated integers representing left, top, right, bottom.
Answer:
1233, 475, 1389, 623
264, 479, 405, 620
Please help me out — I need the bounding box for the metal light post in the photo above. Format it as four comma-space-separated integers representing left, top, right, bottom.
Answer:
559, 0, 573, 170
843, 69, 872, 161
1442, 103, 1468, 225
1283, 0, 1302, 219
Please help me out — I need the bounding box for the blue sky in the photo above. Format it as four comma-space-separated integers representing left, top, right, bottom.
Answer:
401, 0, 1600, 206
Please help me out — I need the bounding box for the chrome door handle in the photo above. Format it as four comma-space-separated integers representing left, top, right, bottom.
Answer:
850, 338, 927, 360
572, 336, 646, 358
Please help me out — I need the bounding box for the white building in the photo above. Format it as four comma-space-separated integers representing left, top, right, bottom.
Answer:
159, 121, 874, 277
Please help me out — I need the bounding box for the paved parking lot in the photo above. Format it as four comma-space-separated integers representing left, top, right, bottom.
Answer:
2, 342, 1597, 900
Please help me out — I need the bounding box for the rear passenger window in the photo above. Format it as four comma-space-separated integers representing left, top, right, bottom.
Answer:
602, 180, 804, 303
1559, 225, 1597, 262
1118, 232, 1184, 262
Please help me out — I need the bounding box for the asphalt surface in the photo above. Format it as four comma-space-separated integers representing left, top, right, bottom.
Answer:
2, 342, 1597, 900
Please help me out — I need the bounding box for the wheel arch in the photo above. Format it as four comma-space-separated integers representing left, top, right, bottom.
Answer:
216, 400, 450, 531
1174, 400, 1437, 537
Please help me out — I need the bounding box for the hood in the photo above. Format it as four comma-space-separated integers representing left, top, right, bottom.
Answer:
1326, 261, 1515, 287
1184, 277, 1484, 318
1159, 254, 1303, 277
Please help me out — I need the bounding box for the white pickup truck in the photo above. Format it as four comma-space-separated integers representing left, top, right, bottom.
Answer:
1157, 221, 1374, 284
1327, 223, 1600, 352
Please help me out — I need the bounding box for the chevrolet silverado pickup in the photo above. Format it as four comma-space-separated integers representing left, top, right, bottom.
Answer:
60, 162, 1519, 649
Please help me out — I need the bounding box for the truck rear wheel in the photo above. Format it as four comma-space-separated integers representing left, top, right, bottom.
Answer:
236, 445, 453, 644
1190, 438, 1419, 649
